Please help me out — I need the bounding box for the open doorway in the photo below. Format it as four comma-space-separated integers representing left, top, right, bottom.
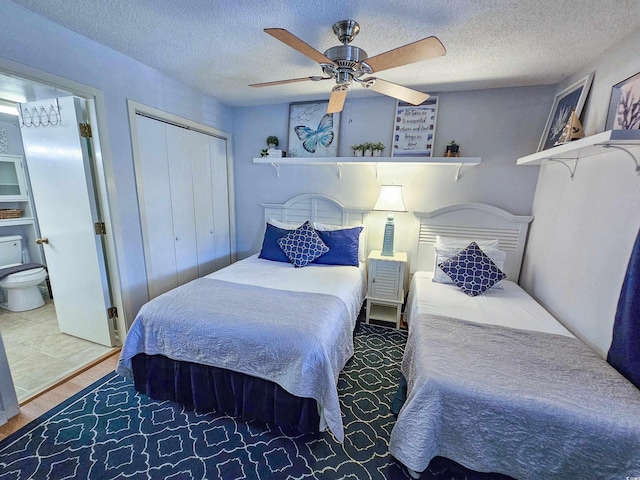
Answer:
0, 68, 123, 404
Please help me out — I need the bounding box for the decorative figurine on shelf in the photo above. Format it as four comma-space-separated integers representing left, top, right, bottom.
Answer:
554, 110, 584, 145
444, 140, 460, 157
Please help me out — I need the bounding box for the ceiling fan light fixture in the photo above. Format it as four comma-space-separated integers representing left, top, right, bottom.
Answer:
253, 20, 445, 112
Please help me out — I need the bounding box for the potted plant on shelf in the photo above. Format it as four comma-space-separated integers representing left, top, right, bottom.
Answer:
266, 136, 279, 149
363, 142, 374, 156
260, 148, 269, 157
351, 144, 363, 157
372, 142, 385, 157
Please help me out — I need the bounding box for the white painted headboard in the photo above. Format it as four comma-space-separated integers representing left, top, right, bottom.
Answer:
414, 203, 533, 282
262, 193, 368, 228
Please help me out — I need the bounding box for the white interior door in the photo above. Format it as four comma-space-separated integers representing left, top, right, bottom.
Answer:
19, 96, 116, 346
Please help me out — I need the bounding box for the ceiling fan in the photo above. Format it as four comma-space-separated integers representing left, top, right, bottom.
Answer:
249, 20, 446, 113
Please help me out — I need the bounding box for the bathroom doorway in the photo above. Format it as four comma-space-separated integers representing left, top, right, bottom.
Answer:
0, 66, 123, 404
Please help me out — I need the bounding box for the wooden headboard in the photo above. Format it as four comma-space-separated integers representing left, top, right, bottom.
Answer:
262, 194, 368, 227
413, 203, 533, 282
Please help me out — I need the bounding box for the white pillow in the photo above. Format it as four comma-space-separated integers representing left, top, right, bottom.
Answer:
433, 244, 507, 288
267, 218, 303, 230
314, 222, 366, 263
434, 236, 499, 273
436, 235, 499, 249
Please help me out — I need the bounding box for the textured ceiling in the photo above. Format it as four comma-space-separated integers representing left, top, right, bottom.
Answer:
8, 0, 640, 107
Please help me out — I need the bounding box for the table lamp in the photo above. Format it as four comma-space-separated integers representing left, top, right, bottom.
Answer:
372, 185, 407, 256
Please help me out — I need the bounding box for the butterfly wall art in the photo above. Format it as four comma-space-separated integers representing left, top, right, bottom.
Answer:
288, 101, 340, 157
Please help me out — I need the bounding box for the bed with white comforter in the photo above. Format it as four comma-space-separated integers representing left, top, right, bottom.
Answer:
117, 254, 366, 442
390, 272, 640, 479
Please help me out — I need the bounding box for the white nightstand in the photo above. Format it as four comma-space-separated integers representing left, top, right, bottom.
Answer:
365, 250, 408, 329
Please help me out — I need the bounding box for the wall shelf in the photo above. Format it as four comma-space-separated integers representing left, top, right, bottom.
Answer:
517, 130, 640, 178
253, 156, 481, 181
0, 216, 36, 227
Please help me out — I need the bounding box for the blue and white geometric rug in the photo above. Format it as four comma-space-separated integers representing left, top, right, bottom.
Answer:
0, 324, 513, 479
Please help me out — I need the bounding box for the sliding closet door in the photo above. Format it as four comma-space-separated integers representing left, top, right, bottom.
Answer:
210, 135, 231, 271
191, 131, 217, 276
191, 132, 231, 276
165, 127, 199, 286
134, 113, 232, 300
135, 116, 179, 298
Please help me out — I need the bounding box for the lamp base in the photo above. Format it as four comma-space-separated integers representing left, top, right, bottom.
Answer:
381, 220, 395, 256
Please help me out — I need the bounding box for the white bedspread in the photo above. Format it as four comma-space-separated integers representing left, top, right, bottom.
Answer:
208, 254, 366, 321
391, 272, 640, 479
405, 272, 573, 336
117, 256, 366, 442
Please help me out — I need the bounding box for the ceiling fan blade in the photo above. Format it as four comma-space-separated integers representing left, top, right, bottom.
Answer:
264, 28, 336, 65
327, 87, 348, 113
362, 78, 430, 105
249, 76, 332, 87
364, 36, 446, 73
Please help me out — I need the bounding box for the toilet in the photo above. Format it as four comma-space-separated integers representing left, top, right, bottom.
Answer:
0, 235, 47, 312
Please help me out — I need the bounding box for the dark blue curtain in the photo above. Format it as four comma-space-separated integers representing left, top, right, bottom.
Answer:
608, 228, 640, 389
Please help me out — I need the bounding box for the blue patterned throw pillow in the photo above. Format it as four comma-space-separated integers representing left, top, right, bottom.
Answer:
277, 221, 330, 268
438, 242, 507, 296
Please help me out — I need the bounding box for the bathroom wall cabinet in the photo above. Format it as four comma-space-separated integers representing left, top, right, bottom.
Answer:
133, 116, 232, 300
0, 154, 44, 265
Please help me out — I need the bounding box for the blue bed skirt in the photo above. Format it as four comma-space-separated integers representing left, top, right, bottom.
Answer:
131, 353, 320, 434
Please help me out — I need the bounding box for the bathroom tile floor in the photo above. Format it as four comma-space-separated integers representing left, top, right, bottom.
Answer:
0, 298, 116, 403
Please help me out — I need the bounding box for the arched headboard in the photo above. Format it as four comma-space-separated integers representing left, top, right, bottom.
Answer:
414, 202, 533, 282
261, 194, 368, 228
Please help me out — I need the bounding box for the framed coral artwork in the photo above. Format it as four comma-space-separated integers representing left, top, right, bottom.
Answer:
538, 73, 593, 152
606, 71, 640, 130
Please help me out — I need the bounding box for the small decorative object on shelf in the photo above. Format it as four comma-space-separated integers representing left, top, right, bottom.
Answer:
352, 142, 385, 157
260, 148, 269, 157
266, 136, 279, 149
0, 209, 22, 219
554, 110, 584, 145
364, 142, 373, 156
444, 140, 460, 157
372, 142, 385, 157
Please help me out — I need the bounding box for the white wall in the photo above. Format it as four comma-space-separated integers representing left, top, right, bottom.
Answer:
232, 86, 554, 264
520, 29, 640, 357
0, 3, 233, 322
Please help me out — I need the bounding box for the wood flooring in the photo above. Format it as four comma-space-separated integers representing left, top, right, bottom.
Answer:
0, 349, 120, 441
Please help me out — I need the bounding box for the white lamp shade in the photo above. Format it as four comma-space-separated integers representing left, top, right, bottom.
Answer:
373, 185, 407, 212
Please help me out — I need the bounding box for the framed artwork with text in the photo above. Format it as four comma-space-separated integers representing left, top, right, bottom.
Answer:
391, 97, 438, 158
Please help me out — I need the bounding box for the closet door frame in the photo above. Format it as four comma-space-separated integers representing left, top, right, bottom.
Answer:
127, 100, 236, 302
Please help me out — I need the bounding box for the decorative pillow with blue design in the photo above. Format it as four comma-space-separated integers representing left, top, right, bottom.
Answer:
277, 221, 330, 268
438, 242, 507, 296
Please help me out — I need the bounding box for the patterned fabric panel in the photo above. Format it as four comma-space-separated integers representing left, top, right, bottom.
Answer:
438, 242, 506, 296
277, 220, 329, 268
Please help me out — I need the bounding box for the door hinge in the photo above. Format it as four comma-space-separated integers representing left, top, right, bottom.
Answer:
107, 306, 118, 319
94, 221, 106, 235
79, 123, 92, 138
